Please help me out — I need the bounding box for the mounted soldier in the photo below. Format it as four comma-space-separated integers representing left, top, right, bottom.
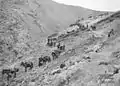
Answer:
57, 42, 65, 51
57, 43, 60, 49
38, 56, 51, 67
59, 45, 65, 51
90, 25, 96, 30
51, 50, 61, 60
51, 52, 58, 60
47, 38, 53, 46
47, 33, 58, 47
43, 56, 51, 62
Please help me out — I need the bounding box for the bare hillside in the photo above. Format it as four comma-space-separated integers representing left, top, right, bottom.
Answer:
8, 0, 106, 38
2, 0, 120, 86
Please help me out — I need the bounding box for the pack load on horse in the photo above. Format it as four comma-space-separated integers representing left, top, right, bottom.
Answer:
38, 55, 51, 67
51, 50, 62, 60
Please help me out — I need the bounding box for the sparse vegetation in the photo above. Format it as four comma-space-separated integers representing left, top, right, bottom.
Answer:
1, 0, 120, 86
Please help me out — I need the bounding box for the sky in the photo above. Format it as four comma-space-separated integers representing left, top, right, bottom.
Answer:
53, 0, 120, 11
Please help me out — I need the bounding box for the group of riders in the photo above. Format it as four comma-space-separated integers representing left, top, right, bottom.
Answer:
1, 36, 66, 82
1, 22, 102, 84
2, 16, 116, 85
2, 21, 95, 82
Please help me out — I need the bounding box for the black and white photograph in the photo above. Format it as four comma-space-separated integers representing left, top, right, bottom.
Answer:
0, 0, 120, 86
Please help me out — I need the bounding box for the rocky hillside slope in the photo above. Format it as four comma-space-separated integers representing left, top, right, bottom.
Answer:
1, 0, 120, 86
2, 0, 106, 38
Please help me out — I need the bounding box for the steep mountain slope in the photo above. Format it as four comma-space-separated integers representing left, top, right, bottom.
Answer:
37, 11, 120, 86
2, 0, 120, 86
0, 0, 105, 66
11, 0, 106, 39
32, 0, 101, 31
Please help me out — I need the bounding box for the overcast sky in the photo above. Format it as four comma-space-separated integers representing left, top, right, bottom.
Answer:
53, 0, 120, 11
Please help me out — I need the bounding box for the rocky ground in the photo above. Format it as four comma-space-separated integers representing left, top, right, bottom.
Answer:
0, 0, 120, 86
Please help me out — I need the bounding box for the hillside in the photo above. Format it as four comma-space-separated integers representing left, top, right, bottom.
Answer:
9, 0, 106, 38
1, 0, 120, 86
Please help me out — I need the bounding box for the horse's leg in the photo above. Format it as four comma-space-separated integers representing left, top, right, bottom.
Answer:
30, 66, 32, 70
7, 74, 10, 81
39, 62, 43, 67
31, 63, 33, 70
2, 72, 4, 80
31, 66, 32, 70
53, 56, 55, 60
31, 65, 33, 69
14, 72, 16, 78
25, 67, 27, 72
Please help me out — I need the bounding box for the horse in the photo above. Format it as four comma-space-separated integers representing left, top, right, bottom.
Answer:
38, 56, 51, 67
20, 62, 33, 72
51, 52, 58, 60
10, 68, 19, 78
60, 63, 65, 68
47, 38, 57, 47
2, 68, 19, 81
38, 58, 44, 67
57, 43, 65, 51
57, 43, 60, 49
43, 56, 51, 62
59, 45, 65, 51
98, 62, 109, 65
108, 29, 114, 37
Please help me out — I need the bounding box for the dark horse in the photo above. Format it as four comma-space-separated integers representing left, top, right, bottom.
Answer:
42, 56, 51, 62
51, 50, 61, 60
60, 63, 66, 69
51, 52, 58, 60
47, 38, 57, 47
57, 43, 65, 51
38, 56, 51, 67
108, 29, 114, 37
38, 57, 43, 67
2, 68, 19, 81
20, 62, 33, 72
